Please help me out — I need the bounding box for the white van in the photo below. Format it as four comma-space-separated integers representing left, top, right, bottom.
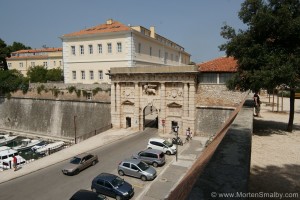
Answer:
147, 138, 177, 155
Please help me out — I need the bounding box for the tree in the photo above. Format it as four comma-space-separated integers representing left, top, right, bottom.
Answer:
220, 0, 300, 131
8, 41, 31, 52
46, 68, 64, 82
0, 39, 10, 70
27, 66, 48, 83
0, 39, 31, 70
0, 69, 27, 95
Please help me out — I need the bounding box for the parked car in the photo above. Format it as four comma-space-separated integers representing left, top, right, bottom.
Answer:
70, 189, 107, 200
118, 158, 157, 181
91, 173, 134, 200
62, 153, 98, 175
132, 149, 165, 167
147, 138, 176, 155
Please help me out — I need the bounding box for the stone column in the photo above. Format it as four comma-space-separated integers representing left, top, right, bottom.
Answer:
188, 82, 196, 132
160, 82, 166, 134
115, 82, 121, 128
111, 82, 116, 113
134, 82, 140, 130
183, 83, 189, 117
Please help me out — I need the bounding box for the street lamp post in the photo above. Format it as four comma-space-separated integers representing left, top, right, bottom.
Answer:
174, 125, 179, 161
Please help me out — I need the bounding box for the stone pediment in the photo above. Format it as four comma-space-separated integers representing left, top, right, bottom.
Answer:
167, 102, 182, 108
122, 100, 134, 105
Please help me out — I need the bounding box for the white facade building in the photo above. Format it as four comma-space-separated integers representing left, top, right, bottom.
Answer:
60, 19, 191, 84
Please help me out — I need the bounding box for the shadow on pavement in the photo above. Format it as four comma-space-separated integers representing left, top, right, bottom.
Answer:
249, 164, 300, 200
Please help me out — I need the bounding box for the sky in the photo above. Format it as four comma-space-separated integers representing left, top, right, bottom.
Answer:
0, 0, 247, 63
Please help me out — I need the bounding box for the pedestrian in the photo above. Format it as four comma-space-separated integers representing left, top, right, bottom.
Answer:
254, 91, 261, 117
186, 127, 192, 142
13, 155, 17, 171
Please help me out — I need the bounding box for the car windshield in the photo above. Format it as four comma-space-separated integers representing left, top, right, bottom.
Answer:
111, 177, 124, 187
137, 161, 149, 171
70, 157, 81, 164
163, 140, 173, 147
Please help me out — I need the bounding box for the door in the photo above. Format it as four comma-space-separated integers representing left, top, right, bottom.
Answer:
130, 164, 140, 178
126, 117, 131, 128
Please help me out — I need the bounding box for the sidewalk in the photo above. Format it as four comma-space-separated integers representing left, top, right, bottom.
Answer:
0, 128, 137, 183
249, 94, 300, 197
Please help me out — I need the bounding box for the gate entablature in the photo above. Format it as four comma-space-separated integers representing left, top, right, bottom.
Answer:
110, 65, 199, 135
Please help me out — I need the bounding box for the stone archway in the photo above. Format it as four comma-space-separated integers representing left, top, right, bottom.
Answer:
110, 65, 198, 136
143, 104, 158, 129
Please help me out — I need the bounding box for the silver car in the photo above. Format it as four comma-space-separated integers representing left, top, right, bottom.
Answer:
62, 153, 98, 175
118, 158, 157, 181
132, 149, 165, 167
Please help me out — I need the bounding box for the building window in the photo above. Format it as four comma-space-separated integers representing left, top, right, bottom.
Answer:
89, 45, 93, 54
107, 43, 112, 53
159, 49, 161, 58
71, 46, 76, 55
138, 43, 141, 53
199, 73, 217, 84
81, 71, 85, 80
59, 61, 62, 66
80, 45, 84, 55
8, 63, 12, 68
86, 92, 92, 100
72, 71, 76, 80
31, 62, 35, 67
99, 70, 103, 80
117, 42, 122, 52
171, 54, 173, 61
19, 62, 23, 68
219, 73, 234, 84
43, 62, 47, 67
98, 44, 102, 53
54, 61, 56, 66
150, 47, 152, 56
90, 71, 94, 80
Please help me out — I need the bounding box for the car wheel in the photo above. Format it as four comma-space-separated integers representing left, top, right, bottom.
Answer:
153, 162, 158, 167
118, 170, 124, 176
148, 147, 152, 149
166, 151, 171, 155
74, 169, 80, 175
141, 175, 147, 181
116, 195, 122, 200
92, 160, 96, 166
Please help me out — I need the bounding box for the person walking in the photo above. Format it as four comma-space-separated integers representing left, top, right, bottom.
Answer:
13, 155, 17, 171
254, 91, 261, 117
185, 127, 192, 142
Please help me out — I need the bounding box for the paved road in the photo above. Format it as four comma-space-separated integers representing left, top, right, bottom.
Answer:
0, 128, 158, 200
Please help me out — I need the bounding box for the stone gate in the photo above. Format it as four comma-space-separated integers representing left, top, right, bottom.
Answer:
110, 65, 199, 135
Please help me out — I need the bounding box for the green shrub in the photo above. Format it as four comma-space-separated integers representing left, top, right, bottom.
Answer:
67, 86, 76, 94
75, 89, 81, 97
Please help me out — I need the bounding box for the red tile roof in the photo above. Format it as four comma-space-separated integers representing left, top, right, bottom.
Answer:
13, 48, 62, 54
63, 20, 131, 37
198, 56, 238, 72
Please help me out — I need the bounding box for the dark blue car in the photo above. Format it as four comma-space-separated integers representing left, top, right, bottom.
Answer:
91, 173, 134, 200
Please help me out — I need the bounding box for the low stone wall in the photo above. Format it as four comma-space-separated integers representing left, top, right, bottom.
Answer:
0, 97, 111, 140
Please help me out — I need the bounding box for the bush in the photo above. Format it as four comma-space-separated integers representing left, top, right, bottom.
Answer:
67, 86, 76, 94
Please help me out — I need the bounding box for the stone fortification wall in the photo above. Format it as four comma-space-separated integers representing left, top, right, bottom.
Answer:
0, 97, 111, 140
195, 84, 247, 136
195, 107, 233, 136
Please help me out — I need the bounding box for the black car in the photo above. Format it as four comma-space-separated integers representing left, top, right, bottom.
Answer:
91, 173, 134, 200
70, 189, 107, 200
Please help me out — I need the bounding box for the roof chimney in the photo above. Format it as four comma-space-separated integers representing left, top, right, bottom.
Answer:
150, 26, 155, 38
106, 19, 113, 25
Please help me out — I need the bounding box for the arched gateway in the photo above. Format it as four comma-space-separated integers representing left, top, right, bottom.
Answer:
110, 65, 198, 135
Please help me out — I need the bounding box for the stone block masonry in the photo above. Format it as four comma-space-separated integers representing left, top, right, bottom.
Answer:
0, 97, 111, 140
